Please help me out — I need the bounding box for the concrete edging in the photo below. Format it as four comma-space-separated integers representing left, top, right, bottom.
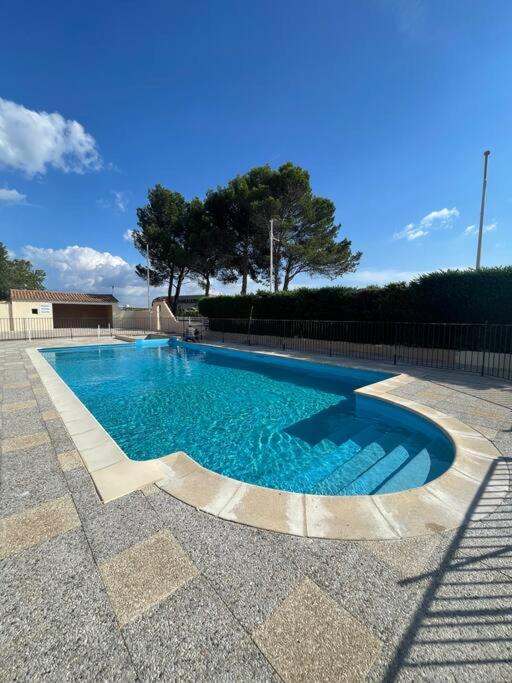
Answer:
27, 342, 508, 539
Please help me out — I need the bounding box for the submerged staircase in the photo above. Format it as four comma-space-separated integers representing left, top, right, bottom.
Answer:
281, 413, 441, 496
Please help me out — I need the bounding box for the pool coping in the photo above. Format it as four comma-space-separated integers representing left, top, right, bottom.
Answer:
26, 342, 508, 540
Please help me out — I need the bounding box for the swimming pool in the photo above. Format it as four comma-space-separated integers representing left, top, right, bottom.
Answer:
41, 340, 454, 496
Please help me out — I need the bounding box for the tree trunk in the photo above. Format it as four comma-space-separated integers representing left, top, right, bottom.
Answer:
283, 261, 293, 291
172, 268, 186, 313
240, 246, 249, 294
204, 275, 210, 297
166, 267, 175, 308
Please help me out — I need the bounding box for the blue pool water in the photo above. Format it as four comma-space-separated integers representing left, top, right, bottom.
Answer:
41, 341, 454, 495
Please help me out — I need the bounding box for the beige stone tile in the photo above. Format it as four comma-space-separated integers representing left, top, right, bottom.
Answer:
0, 495, 80, 559
57, 449, 84, 472
374, 487, 462, 537
306, 495, 397, 540
79, 439, 126, 473
41, 408, 59, 421
2, 381, 31, 389
221, 483, 306, 536
253, 577, 382, 682
158, 462, 241, 517
1, 399, 37, 413
88, 458, 164, 502
360, 535, 443, 578
99, 529, 198, 626
1, 431, 50, 454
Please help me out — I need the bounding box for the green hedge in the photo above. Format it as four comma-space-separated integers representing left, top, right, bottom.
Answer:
198, 267, 512, 323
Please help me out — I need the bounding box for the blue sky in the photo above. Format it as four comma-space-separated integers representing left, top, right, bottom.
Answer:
1, 0, 510, 305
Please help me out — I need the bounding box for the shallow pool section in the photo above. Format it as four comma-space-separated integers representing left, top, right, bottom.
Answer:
41, 341, 454, 495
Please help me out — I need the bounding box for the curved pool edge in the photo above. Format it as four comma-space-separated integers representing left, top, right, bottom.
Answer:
155, 371, 507, 540
27, 343, 509, 541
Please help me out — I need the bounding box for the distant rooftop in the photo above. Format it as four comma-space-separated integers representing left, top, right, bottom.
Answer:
10, 289, 118, 304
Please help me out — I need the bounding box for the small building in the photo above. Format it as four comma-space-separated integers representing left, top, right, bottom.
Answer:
0, 289, 118, 330
152, 293, 209, 315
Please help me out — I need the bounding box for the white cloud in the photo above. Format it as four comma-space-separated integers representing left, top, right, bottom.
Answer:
123, 229, 135, 241
97, 191, 128, 212
419, 207, 459, 228
114, 191, 127, 212
393, 224, 428, 241
394, 207, 459, 241
0, 187, 26, 205
0, 98, 101, 176
343, 268, 422, 286
464, 222, 497, 235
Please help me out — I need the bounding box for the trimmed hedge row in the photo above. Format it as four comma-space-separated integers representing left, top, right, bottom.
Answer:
199, 267, 512, 323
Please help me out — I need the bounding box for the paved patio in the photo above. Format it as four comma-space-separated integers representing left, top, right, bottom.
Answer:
1, 338, 512, 681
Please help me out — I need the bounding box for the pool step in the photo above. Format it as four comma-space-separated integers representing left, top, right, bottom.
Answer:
282, 425, 385, 492
311, 430, 408, 495
335, 434, 430, 495
373, 437, 450, 494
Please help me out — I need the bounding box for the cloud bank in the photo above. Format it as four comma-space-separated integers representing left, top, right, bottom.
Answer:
0, 187, 26, 205
394, 207, 459, 241
22, 245, 165, 306
0, 98, 101, 175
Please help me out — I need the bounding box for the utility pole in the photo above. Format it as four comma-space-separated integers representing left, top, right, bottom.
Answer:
269, 219, 274, 293
146, 242, 150, 311
476, 150, 491, 270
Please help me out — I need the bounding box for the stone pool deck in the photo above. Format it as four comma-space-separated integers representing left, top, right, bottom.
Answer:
1, 338, 512, 681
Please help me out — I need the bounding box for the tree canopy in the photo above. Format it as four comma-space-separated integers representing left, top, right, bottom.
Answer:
133, 162, 361, 304
0, 242, 46, 300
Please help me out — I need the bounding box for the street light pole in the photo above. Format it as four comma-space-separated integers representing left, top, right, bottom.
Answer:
146, 242, 150, 312
269, 218, 274, 293
476, 150, 491, 270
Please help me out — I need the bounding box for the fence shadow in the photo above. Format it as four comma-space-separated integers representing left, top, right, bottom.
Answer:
382, 456, 512, 681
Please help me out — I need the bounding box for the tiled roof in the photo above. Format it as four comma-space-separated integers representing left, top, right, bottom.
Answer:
10, 289, 118, 304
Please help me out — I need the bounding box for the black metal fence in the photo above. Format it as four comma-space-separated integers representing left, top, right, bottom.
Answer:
0, 316, 209, 342
207, 318, 512, 380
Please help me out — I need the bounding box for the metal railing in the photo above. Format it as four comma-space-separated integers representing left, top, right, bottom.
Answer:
0, 315, 209, 342
4, 315, 511, 381
206, 318, 512, 380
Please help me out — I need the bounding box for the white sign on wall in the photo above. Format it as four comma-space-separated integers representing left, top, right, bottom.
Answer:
39, 303, 51, 314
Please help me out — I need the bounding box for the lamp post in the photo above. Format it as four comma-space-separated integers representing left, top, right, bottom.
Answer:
269, 219, 274, 293
269, 218, 281, 293
146, 242, 150, 313
476, 150, 491, 270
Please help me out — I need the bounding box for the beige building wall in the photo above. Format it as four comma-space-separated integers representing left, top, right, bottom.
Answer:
0, 301, 11, 320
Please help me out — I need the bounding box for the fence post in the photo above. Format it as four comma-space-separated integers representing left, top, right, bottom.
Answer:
222, 319, 225, 343
108, 323, 111, 337
393, 322, 398, 365
481, 321, 489, 377
97, 324, 100, 339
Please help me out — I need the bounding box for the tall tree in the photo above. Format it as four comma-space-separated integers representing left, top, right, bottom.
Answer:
186, 198, 237, 296
132, 185, 190, 313
204, 166, 271, 294
251, 163, 361, 291
0, 242, 46, 299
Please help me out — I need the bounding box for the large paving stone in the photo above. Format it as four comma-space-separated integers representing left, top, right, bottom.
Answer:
149, 490, 305, 630
253, 577, 382, 682
1, 495, 80, 559
1, 407, 45, 438
123, 577, 277, 681
66, 467, 164, 563
100, 529, 198, 626
0, 528, 137, 682
0, 443, 68, 516
44, 417, 76, 454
